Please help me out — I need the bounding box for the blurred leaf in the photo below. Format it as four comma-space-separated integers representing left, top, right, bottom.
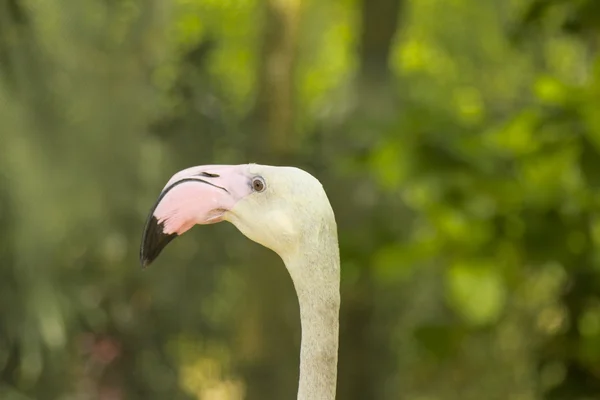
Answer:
446, 261, 506, 327
453, 86, 485, 125
485, 110, 540, 156
534, 75, 567, 105
369, 141, 412, 190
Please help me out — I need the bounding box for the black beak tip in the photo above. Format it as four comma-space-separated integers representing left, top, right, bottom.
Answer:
140, 214, 178, 269
140, 257, 151, 270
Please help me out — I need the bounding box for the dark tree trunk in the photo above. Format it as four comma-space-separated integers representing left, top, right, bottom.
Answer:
335, 1, 404, 399
249, 0, 302, 160
237, 1, 304, 399
359, 0, 403, 85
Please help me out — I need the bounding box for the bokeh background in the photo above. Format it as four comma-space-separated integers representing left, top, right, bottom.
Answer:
1, 0, 600, 399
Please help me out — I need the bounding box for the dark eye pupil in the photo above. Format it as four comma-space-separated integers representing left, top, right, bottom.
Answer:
253, 179, 264, 191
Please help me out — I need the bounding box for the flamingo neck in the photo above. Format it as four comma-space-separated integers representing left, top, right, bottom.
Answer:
283, 226, 340, 400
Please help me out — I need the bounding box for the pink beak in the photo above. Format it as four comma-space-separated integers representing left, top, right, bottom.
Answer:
140, 164, 252, 268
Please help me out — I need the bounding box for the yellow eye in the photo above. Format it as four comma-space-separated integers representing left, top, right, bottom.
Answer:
252, 176, 266, 192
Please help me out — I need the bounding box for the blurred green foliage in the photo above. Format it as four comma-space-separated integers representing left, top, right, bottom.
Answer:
1, 0, 600, 399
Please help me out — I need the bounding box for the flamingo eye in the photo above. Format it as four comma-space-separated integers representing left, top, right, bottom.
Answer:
252, 176, 266, 192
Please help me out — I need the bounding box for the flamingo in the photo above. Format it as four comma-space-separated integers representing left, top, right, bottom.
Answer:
140, 164, 340, 400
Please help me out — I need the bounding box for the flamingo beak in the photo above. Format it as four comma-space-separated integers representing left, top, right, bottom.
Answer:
139, 165, 251, 268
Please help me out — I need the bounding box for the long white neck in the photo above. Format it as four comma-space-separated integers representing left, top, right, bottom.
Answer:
283, 223, 340, 400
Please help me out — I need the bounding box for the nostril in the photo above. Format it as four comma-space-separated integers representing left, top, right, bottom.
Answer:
198, 172, 220, 178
